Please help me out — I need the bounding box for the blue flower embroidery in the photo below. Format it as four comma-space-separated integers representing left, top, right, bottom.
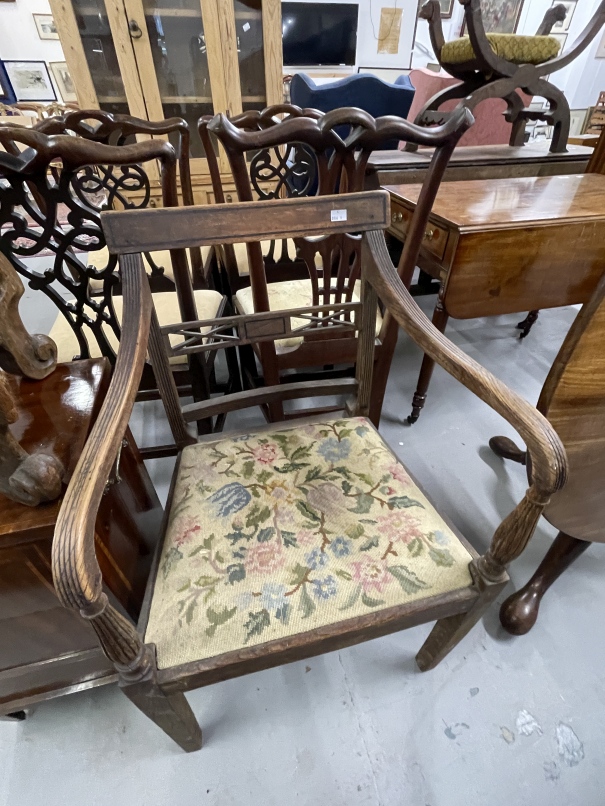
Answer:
208, 482, 251, 517
305, 547, 328, 570
311, 575, 338, 600
317, 437, 351, 463
433, 530, 450, 546
330, 536, 352, 557
261, 582, 288, 612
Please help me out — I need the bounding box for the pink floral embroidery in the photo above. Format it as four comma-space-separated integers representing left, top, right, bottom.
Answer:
376, 511, 424, 544
245, 542, 285, 575
173, 517, 202, 548
295, 528, 319, 547
351, 556, 392, 594
389, 463, 411, 485
252, 443, 279, 465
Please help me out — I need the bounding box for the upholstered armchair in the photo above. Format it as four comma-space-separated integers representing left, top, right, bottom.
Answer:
411, 0, 605, 152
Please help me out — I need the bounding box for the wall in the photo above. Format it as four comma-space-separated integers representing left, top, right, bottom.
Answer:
283, 0, 419, 73
0, 0, 66, 99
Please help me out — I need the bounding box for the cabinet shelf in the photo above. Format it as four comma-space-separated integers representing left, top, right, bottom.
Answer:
161, 95, 213, 103
144, 8, 202, 16
234, 9, 261, 18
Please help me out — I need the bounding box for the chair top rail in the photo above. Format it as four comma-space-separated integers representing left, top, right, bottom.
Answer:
102, 191, 390, 255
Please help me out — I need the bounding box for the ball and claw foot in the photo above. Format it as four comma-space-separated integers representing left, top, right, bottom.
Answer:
516, 309, 539, 339
489, 435, 527, 465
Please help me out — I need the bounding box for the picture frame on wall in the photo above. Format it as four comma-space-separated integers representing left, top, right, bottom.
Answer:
551, 0, 576, 32
461, 0, 524, 34
439, 0, 455, 19
33, 14, 60, 40
49, 61, 77, 103
3, 61, 57, 102
596, 29, 605, 58
0, 61, 16, 104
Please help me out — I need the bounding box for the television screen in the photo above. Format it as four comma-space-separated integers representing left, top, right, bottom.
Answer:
282, 3, 359, 67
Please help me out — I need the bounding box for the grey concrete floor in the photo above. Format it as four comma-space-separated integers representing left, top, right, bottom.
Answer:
2, 293, 603, 806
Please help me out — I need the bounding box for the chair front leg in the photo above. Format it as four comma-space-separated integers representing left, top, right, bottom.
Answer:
528, 79, 570, 153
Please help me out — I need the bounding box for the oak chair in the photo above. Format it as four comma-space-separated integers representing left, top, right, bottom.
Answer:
0, 128, 224, 420
491, 273, 605, 634
414, 0, 605, 153
203, 106, 474, 423
35, 109, 207, 291
51, 190, 567, 751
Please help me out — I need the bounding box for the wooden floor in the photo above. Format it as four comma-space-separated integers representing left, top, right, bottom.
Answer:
367, 142, 594, 185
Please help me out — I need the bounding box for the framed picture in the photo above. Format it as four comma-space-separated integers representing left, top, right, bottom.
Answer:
551, 32, 568, 53
551, 0, 575, 32
3, 61, 57, 102
33, 14, 60, 40
49, 61, 77, 103
439, 0, 455, 18
461, 0, 524, 34
597, 29, 605, 58
0, 61, 16, 104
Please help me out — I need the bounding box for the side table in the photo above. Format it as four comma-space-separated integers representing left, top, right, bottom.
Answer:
0, 359, 163, 716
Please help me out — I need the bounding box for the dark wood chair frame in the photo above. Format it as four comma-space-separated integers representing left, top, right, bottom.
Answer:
413, 0, 605, 153
490, 272, 605, 634
0, 128, 224, 445
35, 109, 208, 290
205, 105, 475, 424
50, 190, 567, 752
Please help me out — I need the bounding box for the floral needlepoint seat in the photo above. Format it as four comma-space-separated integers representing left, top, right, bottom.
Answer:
146, 418, 473, 668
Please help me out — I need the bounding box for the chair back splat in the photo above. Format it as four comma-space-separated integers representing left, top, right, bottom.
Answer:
200, 105, 475, 423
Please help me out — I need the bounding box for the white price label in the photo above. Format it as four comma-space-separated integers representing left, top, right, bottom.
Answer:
242, 21, 250, 31
330, 209, 347, 222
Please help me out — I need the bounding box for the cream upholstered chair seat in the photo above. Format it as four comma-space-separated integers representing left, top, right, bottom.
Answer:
86, 246, 213, 290
228, 239, 299, 277
234, 279, 383, 354
145, 416, 474, 669
48, 289, 224, 365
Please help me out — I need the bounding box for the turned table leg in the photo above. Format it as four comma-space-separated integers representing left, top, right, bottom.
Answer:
500, 531, 591, 635
408, 296, 449, 424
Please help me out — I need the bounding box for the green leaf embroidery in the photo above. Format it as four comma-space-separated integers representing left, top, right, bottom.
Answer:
194, 574, 222, 588
355, 472, 376, 486
202, 534, 215, 550
226, 563, 246, 584
407, 538, 423, 557
271, 433, 291, 456
346, 523, 365, 539
183, 598, 197, 625
289, 563, 309, 585
257, 526, 275, 542
214, 551, 225, 564
360, 536, 379, 552
274, 461, 310, 474
299, 585, 316, 619
361, 591, 386, 608
333, 465, 353, 479
348, 493, 374, 514
205, 604, 237, 637
296, 500, 321, 522
387, 565, 430, 594
246, 504, 271, 528
291, 444, 314, 461
176, 581, 191, 592
196, 480, 213, 495
256, 469, 273, 484
339, 584, 362, 611
282, 531, 298, 548
305, 467, 323, 483
161, 546, 183, 579
388, 496, 425, 510
428, 545, 455, 567
341, 479, 352, 495
335, 568, 352, 581
242, 460, 255, 479
244, 609, 271, 643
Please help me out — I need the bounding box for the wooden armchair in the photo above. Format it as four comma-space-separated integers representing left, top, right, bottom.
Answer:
413, 0, 605, 152
50, 190, 567, 751
35, 109, 207, 290
491, 273, 605, 634
204, 106, 474, 423
0, 128, 225, 422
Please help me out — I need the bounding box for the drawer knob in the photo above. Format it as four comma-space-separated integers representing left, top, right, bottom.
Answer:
391, 211, 403, 223
424, 228, 436, 241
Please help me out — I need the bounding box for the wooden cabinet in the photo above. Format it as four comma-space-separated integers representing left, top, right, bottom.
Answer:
49, 0, 283, 201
